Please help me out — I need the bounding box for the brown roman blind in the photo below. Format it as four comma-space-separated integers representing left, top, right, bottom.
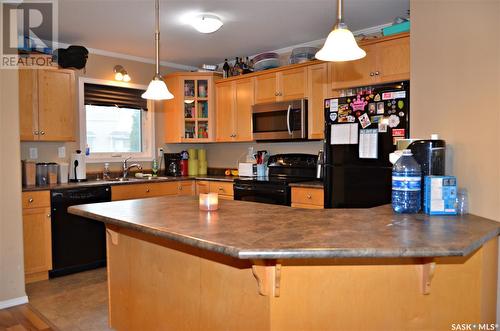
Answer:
84, 83, 147, 110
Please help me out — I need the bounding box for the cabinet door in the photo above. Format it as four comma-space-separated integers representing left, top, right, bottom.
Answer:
307, 63, 329, 139
375, 36, 410, 83
19, 70, 39, 141
215, 82, 235, 142
209, 181, 234, 199
234, 78, 254, 142
37, 69, 76, 141
196, 181, 210, 194
23, 207, 52, 275
254, 73, 277, 104
291, 187, 324, 209
176, 180, 195, 196
329, 43, 377, 90
163, 76, 183, 143
279, 67, 306, 101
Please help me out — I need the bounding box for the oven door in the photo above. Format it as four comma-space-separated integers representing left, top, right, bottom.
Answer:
234, 183, 291, 206
252, 99, 307, 140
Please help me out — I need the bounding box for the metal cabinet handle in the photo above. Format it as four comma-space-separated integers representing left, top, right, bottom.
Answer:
146, 188, 150, 193
286, 104, 292, 135
370, 72, 375, 77
307, 194, 312, 199
47, 213, 51, 218
375, 71, 380, 76
218, 187, 224, 191
28, 198, 34, 203
178, 186, 183, 190
33, 130, 39, 135
274, 92, 278, 96
40, 131, 45, 135
279, 92, 283, 96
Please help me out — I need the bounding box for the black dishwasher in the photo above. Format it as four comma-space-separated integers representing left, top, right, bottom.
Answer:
50, 185, 111, 277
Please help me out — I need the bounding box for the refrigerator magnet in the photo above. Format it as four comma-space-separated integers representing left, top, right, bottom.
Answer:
374, 94, 381, 101
329, 112, 338, 122
368, 103, 376, 114
393, 136, 405, 146
376, 102, 385, 114
398, 100, 404, 109
350, 95, 368, 112
388, 115, 400, 128
392, 128, 405, 137
371, 115, 383, 123
329, 99, 338, 112
393, 91, 406, 99
382, 92, 394, 100
358, 113, 371, 129
398, 111, 405, 117
378, 122, 388, 133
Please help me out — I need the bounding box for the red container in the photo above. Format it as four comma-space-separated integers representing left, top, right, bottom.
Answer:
180, 160, 188, 176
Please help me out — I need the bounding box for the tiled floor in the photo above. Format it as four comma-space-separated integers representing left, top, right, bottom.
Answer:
26, 268, 111, 331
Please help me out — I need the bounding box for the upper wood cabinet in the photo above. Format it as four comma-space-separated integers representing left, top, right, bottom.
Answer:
19, 68, 76, 141
215, 78, 254, 142
163, 72, 221, 143
254, 67, 307, 104
307, 63, 329, 139
329, 33, 410, 90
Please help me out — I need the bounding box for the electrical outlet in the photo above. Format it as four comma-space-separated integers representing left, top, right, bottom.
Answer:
29, 147, 38, 160
58, 146, 66, 158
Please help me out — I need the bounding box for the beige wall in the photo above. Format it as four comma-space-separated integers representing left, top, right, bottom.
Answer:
20, 53, 178, 172
0, 69, 27, 304
410, 0, 500, 321
410, 0, 500, 221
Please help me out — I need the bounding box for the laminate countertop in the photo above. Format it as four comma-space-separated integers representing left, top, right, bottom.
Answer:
69, 196, 500, 260
22, 175, 236, 192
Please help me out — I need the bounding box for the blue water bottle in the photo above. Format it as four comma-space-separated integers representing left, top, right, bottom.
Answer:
392, 149, 422, 213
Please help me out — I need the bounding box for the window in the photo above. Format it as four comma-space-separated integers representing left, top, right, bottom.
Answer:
79, 79, 155, 162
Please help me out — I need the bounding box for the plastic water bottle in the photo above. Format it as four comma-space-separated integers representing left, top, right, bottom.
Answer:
392, 149, 422, 213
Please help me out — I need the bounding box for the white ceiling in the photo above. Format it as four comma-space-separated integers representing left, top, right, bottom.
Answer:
56, 0, 409, 67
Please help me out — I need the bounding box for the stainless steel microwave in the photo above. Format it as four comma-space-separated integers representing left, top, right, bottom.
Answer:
252, 99, 308, 141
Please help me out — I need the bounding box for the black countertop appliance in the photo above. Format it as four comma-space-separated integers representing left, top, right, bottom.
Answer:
164, 153, 182, 176
234, 153, 318, 206
323, 81, 410, 208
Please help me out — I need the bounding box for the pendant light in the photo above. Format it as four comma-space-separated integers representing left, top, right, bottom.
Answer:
315, 0, 366, 62
142, 0, 174, 100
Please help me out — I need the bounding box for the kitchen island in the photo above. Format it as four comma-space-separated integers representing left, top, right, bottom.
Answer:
69, 196, 499, 331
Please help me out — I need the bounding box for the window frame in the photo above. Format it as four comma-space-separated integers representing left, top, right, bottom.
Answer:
78, 77, 155, 163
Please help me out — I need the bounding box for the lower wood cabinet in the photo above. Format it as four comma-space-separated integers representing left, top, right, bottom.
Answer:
291, 187, 324, 209
111, 181, 195, 201
208, 181, 234, 200
22, 191, 52, 283
196, 180, 210, 194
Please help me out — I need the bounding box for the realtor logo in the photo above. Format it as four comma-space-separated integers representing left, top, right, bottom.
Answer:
1, 0, 58, 68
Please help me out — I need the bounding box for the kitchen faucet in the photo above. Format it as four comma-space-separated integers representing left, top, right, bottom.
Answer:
122, 157, 142, 180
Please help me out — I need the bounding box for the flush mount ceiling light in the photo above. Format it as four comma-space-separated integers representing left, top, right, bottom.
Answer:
142, 0, 174, 100
315, 0, 366, 62
191, 14, 223, 34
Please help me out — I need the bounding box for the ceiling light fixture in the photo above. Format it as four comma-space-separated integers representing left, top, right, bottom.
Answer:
142, 0, 174, 100
315, 0, 366, 62
191, 14, 223, 34
113, 65, 131, 82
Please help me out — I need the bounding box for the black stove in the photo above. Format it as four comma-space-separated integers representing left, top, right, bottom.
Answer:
234, 154, 318, 206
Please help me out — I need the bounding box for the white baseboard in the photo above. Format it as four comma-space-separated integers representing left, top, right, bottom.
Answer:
0, 295, 28, 309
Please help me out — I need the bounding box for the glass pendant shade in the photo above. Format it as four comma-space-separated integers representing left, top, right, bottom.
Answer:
141, 75, 174, 100
315, 26, 366, 62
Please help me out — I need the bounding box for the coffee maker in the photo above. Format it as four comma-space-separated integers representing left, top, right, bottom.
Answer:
164, 153, 182, 176
407, 134, 446, 177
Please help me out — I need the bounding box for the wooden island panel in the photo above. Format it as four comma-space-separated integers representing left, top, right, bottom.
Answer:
106, 226, 497, 331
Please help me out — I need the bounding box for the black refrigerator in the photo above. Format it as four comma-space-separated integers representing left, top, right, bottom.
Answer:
324, 81, 410, 208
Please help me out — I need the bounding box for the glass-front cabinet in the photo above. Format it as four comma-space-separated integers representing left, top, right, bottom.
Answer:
163, 72, 221, 143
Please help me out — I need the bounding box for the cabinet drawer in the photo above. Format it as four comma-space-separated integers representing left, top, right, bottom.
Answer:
196, 180, 210, 194
291, 187, 324, 207
22, 191, 50, 209
208, 181, 234, 197
112, 182, 178, 201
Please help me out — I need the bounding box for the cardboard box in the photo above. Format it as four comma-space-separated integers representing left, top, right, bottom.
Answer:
424, 176, 458, 215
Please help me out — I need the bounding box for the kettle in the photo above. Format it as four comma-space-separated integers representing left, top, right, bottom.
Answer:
316, 150, 324, 179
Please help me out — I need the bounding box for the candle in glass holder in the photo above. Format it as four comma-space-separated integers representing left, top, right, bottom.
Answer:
199, 193, 219, 211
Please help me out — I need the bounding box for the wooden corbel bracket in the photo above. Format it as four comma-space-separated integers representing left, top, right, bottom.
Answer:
106, 226, 119, 245
252, 260, 281, 297
419, 258, 436, 295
